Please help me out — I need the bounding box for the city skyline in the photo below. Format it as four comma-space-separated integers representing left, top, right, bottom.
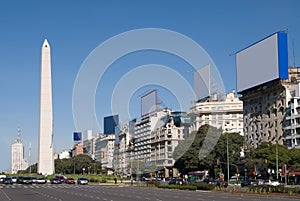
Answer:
0, 1, 300, 172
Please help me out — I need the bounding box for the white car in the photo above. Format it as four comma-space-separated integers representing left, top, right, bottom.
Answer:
263, 180, 280, 186
77, 178, 88, 185
11, 177, 17, 183
36, 177, 47, 184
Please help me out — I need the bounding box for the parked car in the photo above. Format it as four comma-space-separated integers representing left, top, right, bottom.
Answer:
202, 178, 215, 185
77, 178, 88, 185
215, 180, 228, 188
11, 176, 17, 183
30, 177, 37, 183
0, 175, 6, 183
55, 175, 66, 183
229, 176, 244, 182
263, 180, 281, 186
3, 177, 13, 185
241, 179, 257, 187
64, 178, 75, 184
50, 178, 62, 184
22, 177, 32, 184
36, 177, 47, 184
17, 176, 24, 184
169, 178, 185, 185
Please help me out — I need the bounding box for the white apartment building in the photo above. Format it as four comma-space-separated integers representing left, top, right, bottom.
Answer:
114, 124, 131, 175
150, 111, 190, 178
11, 138, 28, 174
58, 150, 70, 159
285, 83, 300, 149
134, 109, 170, 162
94, 134, 115, 171
189, 91, 244, 135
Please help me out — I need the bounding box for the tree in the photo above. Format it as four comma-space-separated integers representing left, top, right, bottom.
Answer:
244, 142, 300, 178
174, 124, 244, 179
55, 154, 94, 174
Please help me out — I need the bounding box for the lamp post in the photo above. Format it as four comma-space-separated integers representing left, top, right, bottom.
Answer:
276, 131, 279, 180
226, 131, 229, 182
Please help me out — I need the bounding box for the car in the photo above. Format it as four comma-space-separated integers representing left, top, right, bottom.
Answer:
36, 177, 47, 184
11, 176, 17, 183
202, 178, 215, 185
64, 178, 75, 184
77, 178, 88, 185
3, 177, 13, 185
22, 177, 32, 184
55, 175, 67, 182
241, 179, 257, 187
30, 177, 37, 183
0, 175, 6, 183
229, 176, 244, 182
215, 180, 228, 188
50, 178, 61, 184
169, 178, 185, 185
17, 176, 24, 184
263, 180, 280, 186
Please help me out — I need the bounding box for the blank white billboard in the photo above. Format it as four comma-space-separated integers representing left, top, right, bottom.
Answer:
141, 90, 157, 117
194, 64, 210, 100
236, 32, 288, 93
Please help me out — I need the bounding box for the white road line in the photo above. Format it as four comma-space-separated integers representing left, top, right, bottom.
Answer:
0, 189, 11, 201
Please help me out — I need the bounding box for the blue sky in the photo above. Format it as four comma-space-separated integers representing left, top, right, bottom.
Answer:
0, 0, 299, 172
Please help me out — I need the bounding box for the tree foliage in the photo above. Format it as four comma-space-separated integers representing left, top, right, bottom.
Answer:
55, 154, 96, 174
244, 142, 300, 177
174, 124, 244, 179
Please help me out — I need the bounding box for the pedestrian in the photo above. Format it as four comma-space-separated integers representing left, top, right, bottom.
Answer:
114, 177, 117, 184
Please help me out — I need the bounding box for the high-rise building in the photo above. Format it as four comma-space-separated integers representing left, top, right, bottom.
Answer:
104, 115, 119, 134
38, 39, 54, 175
11, 128, 28, 174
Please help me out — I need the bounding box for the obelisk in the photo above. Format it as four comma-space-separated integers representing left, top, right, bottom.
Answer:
38, 39, 54, 175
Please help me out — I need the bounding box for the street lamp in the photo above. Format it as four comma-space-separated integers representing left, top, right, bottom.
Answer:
276, 130, 279, 180
226, 131, 229, 181
224, 124, 231, 182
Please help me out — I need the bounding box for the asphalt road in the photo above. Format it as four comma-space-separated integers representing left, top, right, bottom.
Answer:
0, 183, 300, 201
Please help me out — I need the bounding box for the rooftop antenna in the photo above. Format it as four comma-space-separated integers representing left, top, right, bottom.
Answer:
17, 122, 21, 142
292, 37, 296, 67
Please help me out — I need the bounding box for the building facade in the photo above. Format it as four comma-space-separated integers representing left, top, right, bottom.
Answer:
104, 115, 119, 134
94, 134, 115, 172
284, 82, 300, 149
114, 124, 131, 176
11, 137, 28, 174
150, 111, 190, 177
240, 67, 300, 149
189, 91, 244, 135
133, 109, 170, 162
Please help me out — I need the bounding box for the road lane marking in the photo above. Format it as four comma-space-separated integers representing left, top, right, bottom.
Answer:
0, 189, 11, 201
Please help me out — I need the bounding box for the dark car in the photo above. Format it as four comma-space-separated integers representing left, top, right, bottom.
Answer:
77, 178, 88, 185
3, 177, 13, 185
50, 178, 62, 184
169, 178, 185, 185
215, 180, 228, 188
241, 179, 257, 187
17, 176, 24, 184
64, 178, 75, 184
202, 178, 215, 185
22, 177, 32, 184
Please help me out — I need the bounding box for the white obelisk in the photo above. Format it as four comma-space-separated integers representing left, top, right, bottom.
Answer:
38, 39, 54, 175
